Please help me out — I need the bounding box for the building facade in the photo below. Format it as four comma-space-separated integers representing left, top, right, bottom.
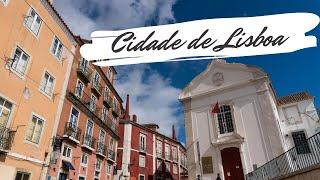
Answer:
116, 95, 188, 180
277, 92, 320, 152
46, 37, 123, 180
0, 0, 76, 179
179, 59, 320, 180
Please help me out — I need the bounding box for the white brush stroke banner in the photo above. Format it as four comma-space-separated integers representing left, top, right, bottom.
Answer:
80, 13, 319, 66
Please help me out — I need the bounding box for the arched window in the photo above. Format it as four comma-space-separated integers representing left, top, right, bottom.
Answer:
217, 105, 234, 134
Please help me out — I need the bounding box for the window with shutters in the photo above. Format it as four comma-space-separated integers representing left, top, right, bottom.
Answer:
139, 133, 146, 152
40, 71, 55, 97
139, 155, 145, 167
1, 0, 9, 6
164, 143, 170, 160
75, 80, 84, 98
0, 96, 13, 129
26, 114, 44, 144
10, 47, 30, 77
25, 8, 42, 36
50, 36, 64, 60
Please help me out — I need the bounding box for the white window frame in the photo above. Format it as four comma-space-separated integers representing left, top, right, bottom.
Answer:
92, 71, 100, 87
107, 68, 113, 81
139, 133, 146, 151
139, 174, 145, 180
165, 162, 170, 172
139, 155, 145, 167
40, 70, 55, 97
15, 171, 31, 180
106, 163, 112, 175
217, 105, 235, 135
156, 140, 162, 157
81, 153, 88, 167
1, 0, 9, 6
173, 164, 178, 174
24, 8, 42, 36
50, 36, 64, 60
68, 106, 80, 127
0, 96, 13, 128
90, 94, 97, 112
25, 113, 45, 145
62, 143, 72, 161
75, 79, 84, 98
101, 107, 108, 122
164, 143, 170, 159
157, 159, 162, 170
9, 46, 30, 77
172, 146, 177, 161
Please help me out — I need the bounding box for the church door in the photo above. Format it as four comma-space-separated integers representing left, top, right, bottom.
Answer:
221, 147, 244, 180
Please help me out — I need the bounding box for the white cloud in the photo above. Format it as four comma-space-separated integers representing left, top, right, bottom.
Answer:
115, 64, 183, 138
53, 0, 177, 38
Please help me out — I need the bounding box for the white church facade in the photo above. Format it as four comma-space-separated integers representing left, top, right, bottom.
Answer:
179, 59, 320, 180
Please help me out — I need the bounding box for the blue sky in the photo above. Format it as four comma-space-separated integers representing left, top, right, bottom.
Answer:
54, 0, 320, 144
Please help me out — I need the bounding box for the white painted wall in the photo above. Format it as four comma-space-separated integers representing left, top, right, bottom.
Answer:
278, 99, 320, 151
180, 60, 284, 180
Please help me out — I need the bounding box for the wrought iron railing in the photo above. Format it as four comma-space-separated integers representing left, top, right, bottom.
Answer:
77, 63, 92, 82
246, 132, 320, 180
64, 122, 81, 141
82, 134, 96, 149
108, 149, 115, 161
96, 142, 107, 156
0, 127, 15, 151
73, 87, 101, 118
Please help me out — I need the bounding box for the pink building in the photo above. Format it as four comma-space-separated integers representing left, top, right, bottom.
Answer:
116, 95, 188, 180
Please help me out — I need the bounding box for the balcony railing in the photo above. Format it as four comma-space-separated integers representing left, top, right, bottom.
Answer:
77, 63, 92, 83
246, 132, 320, 180
72, 88, 101, 118
0, 128, 15, 151
107, 149, 116, 161
96, 142, 107, 157
64, 122, 81, 142
103, 94, 111, 108
91, 81, 102, 96
82, 134, 96, 150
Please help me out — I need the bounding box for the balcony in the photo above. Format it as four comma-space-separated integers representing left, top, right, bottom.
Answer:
112, 107, 120, 117
96, 142, 107, 157
106, 119, 118, 134
82, 134, 96, 151
63, 122, 81, 143
103, 94, 111, 108
91, 81, 102, 97
107, 149, 116, 162
0, 128, 15, 152
76, 63, 92, 84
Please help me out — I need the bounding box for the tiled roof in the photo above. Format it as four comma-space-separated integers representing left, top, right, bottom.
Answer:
43, 0, 75, 43
277, 92, 313, 106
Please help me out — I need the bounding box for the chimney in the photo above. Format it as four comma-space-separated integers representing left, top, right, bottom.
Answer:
172, 125, 177, 140
124, 94, 130, 120
132, 114, 137, 123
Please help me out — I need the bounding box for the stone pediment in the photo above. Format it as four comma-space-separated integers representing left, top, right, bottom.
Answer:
179, 59, 267, 101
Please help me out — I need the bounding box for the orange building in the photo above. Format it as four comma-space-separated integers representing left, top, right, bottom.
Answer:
46, 37, 123, 180
0, 0, 77, 179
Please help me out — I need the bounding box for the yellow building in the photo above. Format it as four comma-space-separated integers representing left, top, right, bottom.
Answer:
0, 0, 77, 179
